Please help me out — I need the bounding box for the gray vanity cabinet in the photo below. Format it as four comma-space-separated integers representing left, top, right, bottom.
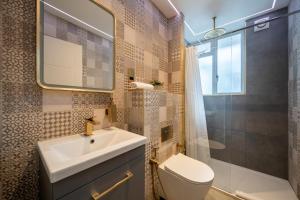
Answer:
39, 146, 145, 200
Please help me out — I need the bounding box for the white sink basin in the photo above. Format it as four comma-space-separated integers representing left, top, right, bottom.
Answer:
38, 127, 147, 183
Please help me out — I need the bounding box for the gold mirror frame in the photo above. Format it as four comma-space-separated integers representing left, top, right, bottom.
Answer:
36, 0, 116, 93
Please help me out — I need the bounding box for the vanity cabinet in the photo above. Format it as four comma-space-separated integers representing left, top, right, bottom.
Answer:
39, 146, 145, 200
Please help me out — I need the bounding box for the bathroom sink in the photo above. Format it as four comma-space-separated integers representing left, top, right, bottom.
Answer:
38, 127, 147, 183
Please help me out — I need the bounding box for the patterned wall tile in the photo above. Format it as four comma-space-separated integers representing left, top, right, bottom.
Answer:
144, 67, 153, 83
136, 18, 145, 34
0, 0, 184, 200
124, 41, 135, 61
94, 93, 113, 106
144, 90, 159, 107
135, 0, 145, 34
115, 54, 125, 74
1, 1, 42, 200
116, 20, 125, 39
152, 69, 159, 81
116, 107, 125, 126
159, 106, 167, 122
124, 24, 136, 45
168, 82, 184, 94
112, 0, 125, 22
131, 90, 144, 107
2, 113, 43, 149
1, 0, 36, 24
159, 58, 168, 72
135, 64, 145, 82
124, 74, 132, 90
72, 108, 94, 135
144, 25, 154, 52
135, 46, 144, 64
2, 13, 35, 51
144, 107, 153, 126
42, 111, 72, 140
158, 91, 167, 106
116, 37, 125, 55
1, 48, 36, 83
72, 92, 112, 109
124, 6, 136, 29
2, 82, 42, 114
144, 141, 154, 200
0, 145, 39, 200
113, 72, 125, 108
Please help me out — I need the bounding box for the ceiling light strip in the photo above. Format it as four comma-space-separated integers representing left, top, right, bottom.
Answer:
167, 0, 180, 15
41, 0, 113, 39
184, 21, 197, 35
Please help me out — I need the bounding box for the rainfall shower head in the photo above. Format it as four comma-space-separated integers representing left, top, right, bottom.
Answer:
203, 17, 226, 40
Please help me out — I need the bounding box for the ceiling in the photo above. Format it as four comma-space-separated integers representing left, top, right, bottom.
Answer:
152, 0, 290, 43
44, 0, 114, 40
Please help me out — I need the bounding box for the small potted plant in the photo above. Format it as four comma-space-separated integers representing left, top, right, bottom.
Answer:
150, 80, 164, 90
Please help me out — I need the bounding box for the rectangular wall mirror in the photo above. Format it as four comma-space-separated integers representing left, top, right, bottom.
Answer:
37, 0, 115, 92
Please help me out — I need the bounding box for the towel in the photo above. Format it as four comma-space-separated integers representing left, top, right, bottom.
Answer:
235, 191, 264, 200
129, 82, 154, 90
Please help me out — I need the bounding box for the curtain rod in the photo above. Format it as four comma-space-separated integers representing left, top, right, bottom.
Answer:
186, 9, 300, 47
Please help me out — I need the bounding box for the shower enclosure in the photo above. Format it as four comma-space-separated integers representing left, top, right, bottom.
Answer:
189, 6, 300, 200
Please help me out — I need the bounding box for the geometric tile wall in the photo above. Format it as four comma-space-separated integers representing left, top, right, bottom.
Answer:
288, 0, 300, 198
101, 0, 185, 198
1, 0, 42, 199
127, 89, 180, 199
42, 111, 72, 140
123, 7, 183, 200
0, 0, 184, 200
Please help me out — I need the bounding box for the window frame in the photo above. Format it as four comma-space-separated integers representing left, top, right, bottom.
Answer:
197, 31, 246, 96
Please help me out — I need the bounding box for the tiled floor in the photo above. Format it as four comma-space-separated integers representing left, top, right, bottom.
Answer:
210, 159, 298, 200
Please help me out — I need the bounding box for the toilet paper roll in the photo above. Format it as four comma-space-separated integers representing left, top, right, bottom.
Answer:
129, 82, 154, 90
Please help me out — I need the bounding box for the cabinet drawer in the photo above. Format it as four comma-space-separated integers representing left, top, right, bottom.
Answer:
59, 156, 144, 200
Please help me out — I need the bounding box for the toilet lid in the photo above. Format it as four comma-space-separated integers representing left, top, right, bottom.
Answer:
164, 153, 214, 185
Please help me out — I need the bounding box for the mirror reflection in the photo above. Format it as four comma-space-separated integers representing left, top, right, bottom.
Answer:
39, 0, 114, 91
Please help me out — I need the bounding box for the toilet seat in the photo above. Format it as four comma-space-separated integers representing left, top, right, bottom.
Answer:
164, 153, 214, 185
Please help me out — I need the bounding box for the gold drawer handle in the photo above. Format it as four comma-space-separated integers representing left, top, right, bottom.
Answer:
91, 171, 134, 200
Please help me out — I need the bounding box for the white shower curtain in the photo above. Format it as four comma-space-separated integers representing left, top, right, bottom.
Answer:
185, 47, 211, 164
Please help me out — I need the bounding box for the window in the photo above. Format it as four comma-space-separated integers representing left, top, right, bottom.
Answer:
197, 32, 245, 95
198, 56, 213, 95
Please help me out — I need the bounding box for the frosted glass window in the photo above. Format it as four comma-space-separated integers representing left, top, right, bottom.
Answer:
217, 34, 242, 93
199, 56, 213, 95
197, 31, 245, 95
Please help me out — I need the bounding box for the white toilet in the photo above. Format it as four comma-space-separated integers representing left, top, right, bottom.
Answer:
158, 153, 214, 200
